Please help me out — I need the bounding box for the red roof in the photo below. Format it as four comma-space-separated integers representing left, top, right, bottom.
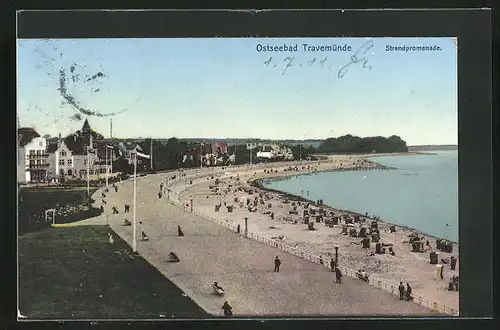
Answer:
18, 127, 41, 147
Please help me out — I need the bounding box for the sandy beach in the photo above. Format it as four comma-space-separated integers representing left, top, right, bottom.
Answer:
171, 155, 459, 313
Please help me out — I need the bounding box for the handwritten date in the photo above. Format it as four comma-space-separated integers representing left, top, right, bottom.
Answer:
264, 40, 374, 80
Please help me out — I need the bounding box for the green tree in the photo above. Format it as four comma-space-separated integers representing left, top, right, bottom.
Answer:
59, 169, 65, 183
114, 157, 133, 174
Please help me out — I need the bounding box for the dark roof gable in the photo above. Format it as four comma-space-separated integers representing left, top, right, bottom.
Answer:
63, 134, 87, 155
46, 143, 58, 153
82, 118, 91, 131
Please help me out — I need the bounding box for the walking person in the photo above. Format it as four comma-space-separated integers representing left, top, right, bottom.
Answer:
398, 282, 405, 300
450, 256, 457, 271
453, 276, 460, 291
222, 301, 233, 316
405, 283, 413, 301
178, 225, 184, 237
274, 256, 281, 272
335, 267, 343, 284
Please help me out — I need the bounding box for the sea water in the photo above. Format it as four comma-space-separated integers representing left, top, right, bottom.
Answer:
262, 151, 458, 242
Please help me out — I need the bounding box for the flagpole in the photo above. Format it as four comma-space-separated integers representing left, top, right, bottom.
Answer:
133, 152, 137, 252
150, 138, 153, 171
86, 148, 90, 199
110, 147, 113, 177
105, 146, 108, 187
87, 134, 93, 200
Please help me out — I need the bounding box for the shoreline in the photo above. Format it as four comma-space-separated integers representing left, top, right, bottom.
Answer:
256, 158, 396, 184
313, 151, 439, 159
251, 178, 458, 246
250, 155, 458, 245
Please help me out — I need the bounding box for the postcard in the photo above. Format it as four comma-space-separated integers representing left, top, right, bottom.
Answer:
17, 35, 460, 319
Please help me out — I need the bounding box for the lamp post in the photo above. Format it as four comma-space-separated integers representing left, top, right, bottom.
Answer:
133, 152, 137, 252
150, 138, 153, 171
334, 244, 339, 270
86, 148, 90, 199
200, 143, 204, 170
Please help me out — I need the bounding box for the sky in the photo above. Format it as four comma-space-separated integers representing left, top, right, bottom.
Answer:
17, 37, 457, 145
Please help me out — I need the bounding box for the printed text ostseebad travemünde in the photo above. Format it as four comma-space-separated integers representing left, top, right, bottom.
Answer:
256, 43, 352, 52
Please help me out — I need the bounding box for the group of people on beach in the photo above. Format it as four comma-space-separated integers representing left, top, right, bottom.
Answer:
398, 282, 413, 301
320, 256, 343, 283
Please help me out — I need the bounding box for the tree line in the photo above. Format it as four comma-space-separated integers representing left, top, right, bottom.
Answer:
112, 135, 407, 174
317, 135, 408, 154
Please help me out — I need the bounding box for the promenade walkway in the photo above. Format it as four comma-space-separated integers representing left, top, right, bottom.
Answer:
95, 172, 434, 316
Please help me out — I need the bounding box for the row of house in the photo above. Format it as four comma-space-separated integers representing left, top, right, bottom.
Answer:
17, 119, 141, 184
181, 142, 236, 166
17, 119, 241, 184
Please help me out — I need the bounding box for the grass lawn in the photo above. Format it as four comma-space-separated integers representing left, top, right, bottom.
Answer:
19, 226, 207, 319
19, 186, 97, 209
18, 187, 100, 235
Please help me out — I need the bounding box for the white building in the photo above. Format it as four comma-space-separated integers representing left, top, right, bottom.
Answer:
17, 128, 50, 183
24, 137, 50, 182
47, 140, 113, 181
256, 144, 294, 161
46, 119, 114, 181
47, 141, 90, 180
